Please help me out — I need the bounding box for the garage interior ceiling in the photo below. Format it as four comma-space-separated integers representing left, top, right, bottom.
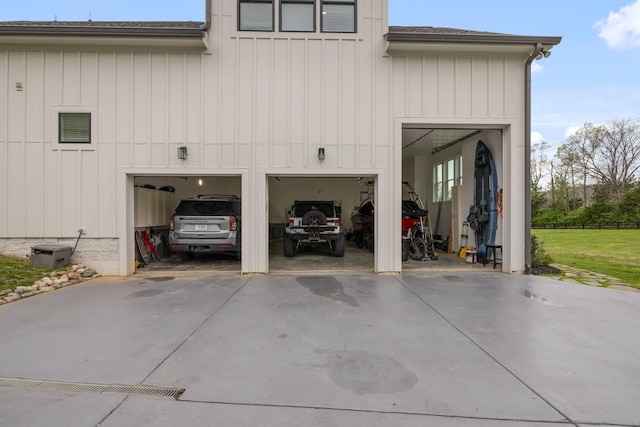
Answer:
402, 127, 481, 159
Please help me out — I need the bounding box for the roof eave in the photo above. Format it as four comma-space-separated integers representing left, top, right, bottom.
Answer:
0, 27, 207, 50
385, 32, 562, 56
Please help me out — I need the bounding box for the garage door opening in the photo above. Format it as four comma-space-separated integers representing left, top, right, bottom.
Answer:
132, 175, 242, 273
401, 125, 504, 271
267, 176, 375, 273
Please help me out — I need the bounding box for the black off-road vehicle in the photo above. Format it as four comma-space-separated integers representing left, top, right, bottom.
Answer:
284, 200, 344, 257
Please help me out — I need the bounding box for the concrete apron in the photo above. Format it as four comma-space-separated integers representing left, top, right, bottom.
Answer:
0, 272, 638, 426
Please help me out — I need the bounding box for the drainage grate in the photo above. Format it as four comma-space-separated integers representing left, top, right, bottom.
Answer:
0, 377, 184, 399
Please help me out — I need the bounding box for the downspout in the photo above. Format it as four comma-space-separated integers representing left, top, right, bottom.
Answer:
201, 0, 212, 31
524, 42, 542, 274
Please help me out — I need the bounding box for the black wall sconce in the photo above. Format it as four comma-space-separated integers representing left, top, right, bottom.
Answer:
178, 146, 188, 160
318, 147, 325, 161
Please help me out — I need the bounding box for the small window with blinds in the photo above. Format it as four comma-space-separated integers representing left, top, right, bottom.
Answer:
239, 0, 274, 31
281, 0, 315, 32
58, 113, 91, 144
321, 0, 355, 33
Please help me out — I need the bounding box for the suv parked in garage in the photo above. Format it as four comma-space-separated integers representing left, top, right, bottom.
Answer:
284, 200, 344, 257
169, 195, 241, 261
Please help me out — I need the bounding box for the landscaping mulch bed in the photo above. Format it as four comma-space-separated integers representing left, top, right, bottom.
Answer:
530, 265, 562, 275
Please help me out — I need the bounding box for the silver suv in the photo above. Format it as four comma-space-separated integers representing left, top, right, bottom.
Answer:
169, 195, 241, 261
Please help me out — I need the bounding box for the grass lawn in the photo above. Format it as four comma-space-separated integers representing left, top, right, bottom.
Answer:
533, 229, 640, 288
0, 254, 51, 293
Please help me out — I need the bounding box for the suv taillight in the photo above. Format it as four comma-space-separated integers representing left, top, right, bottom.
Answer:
230, 215, 238, 231
288, 218, 294, 227
170, 215, 175, 231
334, 219, 340, 226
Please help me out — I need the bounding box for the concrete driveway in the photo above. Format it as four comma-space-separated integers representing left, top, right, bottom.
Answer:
0, 271, 638, 426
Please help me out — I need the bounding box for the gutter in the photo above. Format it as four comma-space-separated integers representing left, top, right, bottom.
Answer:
386, 32, 561, 46
524, 43, 542, 274
201, 0, 212, 31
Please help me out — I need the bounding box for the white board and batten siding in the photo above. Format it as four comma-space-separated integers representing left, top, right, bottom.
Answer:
1, 0, 532, 274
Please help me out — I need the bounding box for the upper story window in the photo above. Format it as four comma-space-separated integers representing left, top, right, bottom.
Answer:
239, 0, 274, 31
321, 0, 356, 33
59, 113, 91, 144
239, 0, 355, 33
281, 0, 315, 32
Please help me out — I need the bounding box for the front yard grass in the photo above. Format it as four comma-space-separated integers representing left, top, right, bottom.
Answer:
0, 254, 50, 293
533, 229, 640, 289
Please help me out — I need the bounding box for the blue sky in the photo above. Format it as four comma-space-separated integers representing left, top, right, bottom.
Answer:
2, 0, 639, 153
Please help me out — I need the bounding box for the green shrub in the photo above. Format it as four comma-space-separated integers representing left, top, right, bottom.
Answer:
532, 208, 564, 225
531, 234, 552, 267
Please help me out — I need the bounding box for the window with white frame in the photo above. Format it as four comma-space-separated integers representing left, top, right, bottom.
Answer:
58, 113, 91, 143
433, 154, 463, 202
280, 0, 315, 32
239, 0, 274, 31
321, 0, 356, 33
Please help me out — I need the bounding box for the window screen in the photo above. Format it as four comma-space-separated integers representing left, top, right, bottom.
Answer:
321, 0, 355, 33
281, 0, 315, 32
59, 113, 91, 143
239, 0, 274, 31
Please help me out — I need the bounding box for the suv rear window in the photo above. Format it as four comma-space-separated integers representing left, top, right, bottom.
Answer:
175, 201, 232, 216
294, 202, 334, 217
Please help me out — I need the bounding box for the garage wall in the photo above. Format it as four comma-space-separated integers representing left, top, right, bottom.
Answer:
0, 49, 206, 241
1, 0, 535, 273
204, 0, 391, 172
390, 56, 524, 119
391, 51, 527, 271
0, 0, 390, 227
267, 177, 365, 225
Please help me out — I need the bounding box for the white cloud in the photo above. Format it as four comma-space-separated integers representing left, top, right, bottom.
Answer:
531, 62, 544, 74
594, 0, 640, 51
564, 126, 582, 139
531, 131, 545, 145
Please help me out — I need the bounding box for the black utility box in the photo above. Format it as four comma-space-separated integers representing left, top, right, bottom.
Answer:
30, 244, 72, 269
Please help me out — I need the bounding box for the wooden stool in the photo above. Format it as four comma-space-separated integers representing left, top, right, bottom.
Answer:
486, 244, 502, 269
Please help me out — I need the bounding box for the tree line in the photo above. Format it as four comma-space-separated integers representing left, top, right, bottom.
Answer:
531, 118, 640, 225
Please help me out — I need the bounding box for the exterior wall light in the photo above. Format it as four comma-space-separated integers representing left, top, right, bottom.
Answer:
178, 146, 188, 160
535, 49, 551, 60
318, 147, 325, 161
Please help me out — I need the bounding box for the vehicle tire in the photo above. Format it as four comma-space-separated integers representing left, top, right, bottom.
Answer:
178, 252, 194, 261
333, 234, 345, 257
354, 230, 364, 248
283, 235, 296, 257
364, 230, 374, 252
236, 250, 242, 261
409, 238, 427, 260
402, 238, 410, 262
302, 210, 327, 226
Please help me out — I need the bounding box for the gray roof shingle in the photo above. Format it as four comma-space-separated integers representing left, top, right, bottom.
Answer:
0, 20, 206, 37
387, 25, 561, 45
